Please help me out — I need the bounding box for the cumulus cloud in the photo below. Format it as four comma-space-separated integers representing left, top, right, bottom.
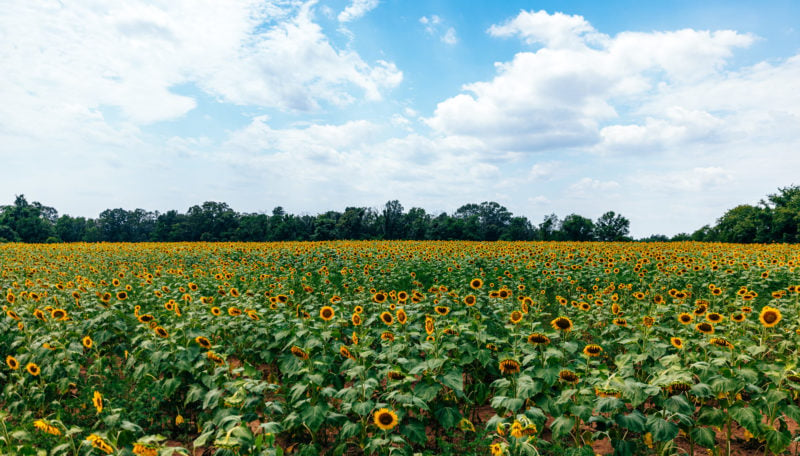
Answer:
338, 0, 379, 22
0, 0, 402, 141
426, 10, 758, 154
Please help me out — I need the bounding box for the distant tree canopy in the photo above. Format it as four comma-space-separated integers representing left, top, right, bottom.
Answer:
0, 195, 635, 243
1, 185, 797, 243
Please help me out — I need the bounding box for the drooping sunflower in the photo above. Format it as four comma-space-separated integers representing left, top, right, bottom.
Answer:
26, 362, 41, 376
206, 351, 225, 365
195, 336, 212, 349
434, 306, 450, 316
710, 337, 734, 349
339, 345, 355, 360
380, 311, 394, 325
373, 408, 399, 431
319, 306, 335, 321
670, 337, 684, 349
695, 322, 714, 334
381, 331, 395, 341
759, 306, 782, 328
93, 390, 103, 413
33, 419, 61, 436
559, 369, 579, 384
396, 308, 408, 325
87, 434, 114, 454
666, 382, 692, 395
82, 336, 93, 349
499, 359, 521, 375
551, 316, 573, 332
527, 333, 550, 345
470, 278, 483, 290
6, 355, 19, 370
290, 346, 309, 360
583, 344, 603, 357
678, 313, 693, 324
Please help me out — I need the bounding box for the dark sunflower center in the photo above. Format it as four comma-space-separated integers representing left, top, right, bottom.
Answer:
378, 413, 394, 425
556, 319, 570, 329
763, 312, 777, 323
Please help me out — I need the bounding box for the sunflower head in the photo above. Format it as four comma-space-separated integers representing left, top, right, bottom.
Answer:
5, 355, 19, 370
470, 278, 483, 290
373, 408, 399, 431
527, 333, 550, 345
559, 369, 579, 384
26, 362, 41, 376
396, 308, 408, 325
319, 306, 335, 321
583, 344, 603, 357
550, 316, 573, 332
82, 336, 93, 349
463, 294, 476, 306
499, 359, 521, 375
290, 346, 309, 360
670, 337, 684, 349
380, 311, 394, 325
509, 310, 523, 324
696, 322, 714, 334
195, 336, 212, 349
434, 306, 450, 316
759, 306, 782, 328
678, 313, 693, 324
93, 391, 103, 413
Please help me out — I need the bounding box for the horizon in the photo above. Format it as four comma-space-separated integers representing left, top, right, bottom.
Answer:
2, 1, 799, 238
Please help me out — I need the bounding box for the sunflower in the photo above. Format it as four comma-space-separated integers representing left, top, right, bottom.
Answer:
731, 313, 745, 323
470, 278, 483, 290
211, 307, 222, 316
693, 305, 707, 316
339, 345, 355, 360
87, 434, 114, 454
372, 408, 400, 432
396, 308, 408, 325
206, 351, 225, 365
509, 310, 523, 324
195, 336, 212, 349
82, 336, 93, 349
583, 344, 603, 357
527, 333, 550, 345
381, 331, 395, 341
695, 322, 714, 334
116, 291, 127, 300
387, 370, 405, 380
759, 306, 782, 328
373, 292, 387, 303
425, 316, 435, 335
613, 318, 628, 327
354, 305, 364, 314
319, 306, 335, 321
51, 308, 67, 320
611, 303, 620, 315
93, 390, 103, 413
490, 443, 504, 456
499, 359, 521, 375
677, 313, 693, 324
666, 382, 692, 395
551, 316, 573, 332
710, 337, 734, 349
463, 294, 476, 306
138, 314, 155, 323
351, 313, 362, 326
642, 316, 655, 328
6, 309, 20, 321
229, 288, 240, 298
33, 419, 61, 436
670, 337, 684, 349
228, 307, 242, 317
380, 311, 394, 325
133, 443, 159, 456
559, 369, 579, 384
154, 326, 169, 338
706, 312, 723, 323
26, 362, 40, 376
6, 355, 19, 370
33, 309, 46, 321
290, 346, 309, 360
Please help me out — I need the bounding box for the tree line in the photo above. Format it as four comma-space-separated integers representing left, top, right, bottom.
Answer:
0, 198, 631, 243
0, 185, 796, 243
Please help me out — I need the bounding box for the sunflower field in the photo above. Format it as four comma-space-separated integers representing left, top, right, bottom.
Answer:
2, 241, 800, 456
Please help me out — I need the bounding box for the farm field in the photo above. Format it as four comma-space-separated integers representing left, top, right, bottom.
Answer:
2, 241, 800, 456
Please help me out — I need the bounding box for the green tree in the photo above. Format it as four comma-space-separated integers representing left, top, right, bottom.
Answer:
594, 211, 630, 241
0, 195, 57, 242
560, 214, 595, 241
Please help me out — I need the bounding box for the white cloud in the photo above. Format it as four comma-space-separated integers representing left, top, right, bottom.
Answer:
442, 27, 458, 45
0, 0, 402, 142
338, 0, 379, 22
567, 178, 621, 197
427, 10, 757, 154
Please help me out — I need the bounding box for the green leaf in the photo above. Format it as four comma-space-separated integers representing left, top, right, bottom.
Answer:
434, 407, 460, 429
550, 416, 574, 439
697, 406, 725, 426
352, 401, 374, 417
730, 406, 761, 433
690, 383, 713, 398
615, 411, 646, 433
764, 427, 791, 454
595, 397, 624, 413
414, 382, 441, 401
401, 419, 427, 444
300, 404, 327, 432
340, 421, 360, 440
689, 427, 716, 448
664, 395, 693, 415
440, 369, 463, 393
646, 417, 679, 442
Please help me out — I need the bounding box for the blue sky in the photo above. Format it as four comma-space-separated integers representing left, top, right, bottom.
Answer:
1, 0, 799, 237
